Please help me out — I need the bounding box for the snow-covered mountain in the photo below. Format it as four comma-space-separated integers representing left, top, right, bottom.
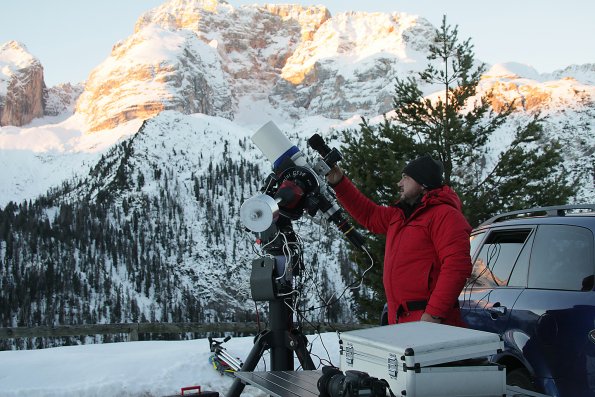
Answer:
1, 0, 591, 205
476, 63, 595, 203
0, 0, 594, 345
0, 41, 45, 126
75, 0, 438, 131
0, 110, 361, 347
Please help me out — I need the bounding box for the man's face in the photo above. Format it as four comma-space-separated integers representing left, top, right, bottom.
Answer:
398, 173, 425, 204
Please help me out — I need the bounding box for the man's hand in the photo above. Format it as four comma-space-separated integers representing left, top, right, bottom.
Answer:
420, 312, 443, 324
326, 165, 344, 186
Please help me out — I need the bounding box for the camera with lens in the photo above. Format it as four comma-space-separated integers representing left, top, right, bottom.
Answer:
317, 366, 388, 397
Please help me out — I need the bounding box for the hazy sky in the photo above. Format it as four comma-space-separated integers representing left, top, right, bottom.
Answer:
1, 0, 593, 86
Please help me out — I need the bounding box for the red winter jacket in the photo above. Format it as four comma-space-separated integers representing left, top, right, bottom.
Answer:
333, 177, 472, 326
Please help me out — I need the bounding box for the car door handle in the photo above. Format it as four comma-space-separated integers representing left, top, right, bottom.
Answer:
488, 305, 507, 318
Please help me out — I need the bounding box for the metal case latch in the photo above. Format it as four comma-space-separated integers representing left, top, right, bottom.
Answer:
345, 343, 354, 366
388, 353, 399, 378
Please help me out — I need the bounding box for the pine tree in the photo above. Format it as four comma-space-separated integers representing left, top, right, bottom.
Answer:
340, 16, 575, 322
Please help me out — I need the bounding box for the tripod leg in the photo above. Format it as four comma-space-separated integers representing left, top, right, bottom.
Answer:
291, 330, 316, 370
269, 299, 294, 371
226, 331, 271, 397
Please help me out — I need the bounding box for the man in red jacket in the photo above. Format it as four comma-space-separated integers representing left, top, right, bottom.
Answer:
327, 154, 472, 326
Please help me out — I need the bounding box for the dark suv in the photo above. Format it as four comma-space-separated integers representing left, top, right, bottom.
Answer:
460, 205, 595, 397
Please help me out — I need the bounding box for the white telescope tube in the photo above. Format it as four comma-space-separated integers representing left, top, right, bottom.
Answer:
251, 121, 306, 169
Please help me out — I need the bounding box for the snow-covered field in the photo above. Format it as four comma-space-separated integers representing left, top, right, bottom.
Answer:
0, 332, 341, 397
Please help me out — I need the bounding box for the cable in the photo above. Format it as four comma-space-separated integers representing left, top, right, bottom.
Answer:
281, 296, 338, 369
238, 196, 372, 361
302, 244, 375, 314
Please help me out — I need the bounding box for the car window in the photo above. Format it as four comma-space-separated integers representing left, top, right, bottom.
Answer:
528, 224, 595, 291
507, 230, 534, 287
469, 229, 533, 288
469, 232, 485, 258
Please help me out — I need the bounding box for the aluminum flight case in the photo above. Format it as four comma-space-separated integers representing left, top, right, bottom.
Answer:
339, 322, 506, 397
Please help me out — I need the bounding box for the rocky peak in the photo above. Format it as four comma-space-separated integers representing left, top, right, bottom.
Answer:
0, 41, 37, 70
552, 63, 595, 85
72, 1, 594, 134
0, 41, 45, 126
75, 1, 438, 132
75, 26, 234, 132
77, 0, 333, 132
480, 63, 595, 113
271, 12, 437, 119
134, 0, 330, 41
44, 82, 84, 117
134, 0, 235, 33
134, 0, 331, 84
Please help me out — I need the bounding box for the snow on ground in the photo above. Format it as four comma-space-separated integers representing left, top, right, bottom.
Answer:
0, 332, 341, 397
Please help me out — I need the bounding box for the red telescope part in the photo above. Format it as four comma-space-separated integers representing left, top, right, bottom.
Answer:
275, 179, 304, 209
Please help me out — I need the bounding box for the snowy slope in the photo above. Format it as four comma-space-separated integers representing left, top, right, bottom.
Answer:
0, 115, 141, 205
0, 110, 363, 337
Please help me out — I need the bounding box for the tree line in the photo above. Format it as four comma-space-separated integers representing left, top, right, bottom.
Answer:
0, 131, 267, 349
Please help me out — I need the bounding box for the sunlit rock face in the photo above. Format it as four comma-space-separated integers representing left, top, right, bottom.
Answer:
77, 0, 330, 132
272, 12, 437, 119
75, 26, 233, 132
481, 63, 594, 113
0, 41, 45, 127
76, 0, 436, 131
73, 0, 595, 133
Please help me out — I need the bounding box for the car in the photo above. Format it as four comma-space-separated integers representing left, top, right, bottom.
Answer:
460, 204, 595, 397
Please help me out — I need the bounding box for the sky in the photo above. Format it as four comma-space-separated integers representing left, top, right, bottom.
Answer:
1, 0, 593, 87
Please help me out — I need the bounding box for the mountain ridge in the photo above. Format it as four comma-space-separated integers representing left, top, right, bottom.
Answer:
0, 0, 593, 346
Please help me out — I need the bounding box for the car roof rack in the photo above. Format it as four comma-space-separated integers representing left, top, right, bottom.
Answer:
480, 204, 595, 227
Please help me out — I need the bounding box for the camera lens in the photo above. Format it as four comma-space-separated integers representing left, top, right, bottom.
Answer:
327, 373, 347, 397
317, 366, 343, 397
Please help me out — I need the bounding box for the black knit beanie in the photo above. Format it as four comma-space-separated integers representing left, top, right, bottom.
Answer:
403, 154, 444, 190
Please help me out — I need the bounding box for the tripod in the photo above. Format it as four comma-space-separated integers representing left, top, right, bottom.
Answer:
226, 220, 316, 397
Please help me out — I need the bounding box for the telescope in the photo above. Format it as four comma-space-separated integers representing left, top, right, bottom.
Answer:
240, 121, 365, 251
227, 122, 370, 397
